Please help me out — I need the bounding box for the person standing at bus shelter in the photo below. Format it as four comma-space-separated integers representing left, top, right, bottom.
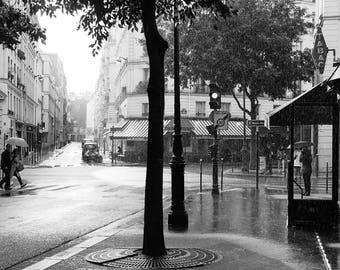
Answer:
300, 146, 312, 196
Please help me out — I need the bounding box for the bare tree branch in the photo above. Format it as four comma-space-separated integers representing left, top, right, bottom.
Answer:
231, 88, 251, 116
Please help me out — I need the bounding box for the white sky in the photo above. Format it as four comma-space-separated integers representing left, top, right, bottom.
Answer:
38, 13, 101, 94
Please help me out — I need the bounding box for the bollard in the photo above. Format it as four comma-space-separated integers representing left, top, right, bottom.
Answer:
231, 154, 234, 173
220, 158, 224, 191
326, 162, 329, 194
199, 159, 203, 193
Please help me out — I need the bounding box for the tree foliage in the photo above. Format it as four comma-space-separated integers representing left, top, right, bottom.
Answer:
164, 0, 315, 108
0, 0, 46, 49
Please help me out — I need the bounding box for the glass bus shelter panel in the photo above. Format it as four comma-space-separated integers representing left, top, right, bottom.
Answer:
292, 105, 333, 200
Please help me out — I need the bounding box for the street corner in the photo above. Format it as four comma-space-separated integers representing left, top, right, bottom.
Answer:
160, 233, 318, 270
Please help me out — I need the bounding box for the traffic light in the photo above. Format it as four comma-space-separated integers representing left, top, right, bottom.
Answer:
208, 144, 217, 159
209, 83, 221, 110
206, 124, 217, 136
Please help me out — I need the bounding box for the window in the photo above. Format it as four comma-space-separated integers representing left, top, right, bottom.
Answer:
143, 68, 149, 82
196, 101, 206, 116
142, 103, 149, 117
122, 86, 127, 96
221, 102, 230, 112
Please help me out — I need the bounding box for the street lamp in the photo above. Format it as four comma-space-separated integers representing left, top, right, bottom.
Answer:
110, 126, 115, 165
168, 0, 188, 230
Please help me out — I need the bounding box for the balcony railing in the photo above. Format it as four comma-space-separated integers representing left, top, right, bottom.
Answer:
196, 112, 206, 117
193, 84, 208, 93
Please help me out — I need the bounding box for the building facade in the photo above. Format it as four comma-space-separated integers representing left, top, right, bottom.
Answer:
40, 53, 67, 154
0, 1, 68, 162
92, 27, 295, 163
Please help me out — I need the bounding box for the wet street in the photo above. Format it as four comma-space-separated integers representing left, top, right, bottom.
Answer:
0, 142, 223, 269
1, 142, 340, 269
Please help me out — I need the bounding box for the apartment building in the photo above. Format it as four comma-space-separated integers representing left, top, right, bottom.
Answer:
92, 27, 294, 163
0, 29, 39, 154
40, 53, 67, 153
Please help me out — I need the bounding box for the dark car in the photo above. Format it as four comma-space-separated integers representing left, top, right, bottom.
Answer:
82, 142, 103, 163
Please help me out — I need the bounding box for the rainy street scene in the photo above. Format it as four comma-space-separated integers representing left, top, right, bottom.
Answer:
2, 0, 340, 269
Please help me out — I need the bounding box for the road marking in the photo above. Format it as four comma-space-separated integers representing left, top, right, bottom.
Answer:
21, 211, 144, 269
73, 236, 108, 248
48, 247, 86, 260
22, 259, 61, 270
22, 237, 108, 270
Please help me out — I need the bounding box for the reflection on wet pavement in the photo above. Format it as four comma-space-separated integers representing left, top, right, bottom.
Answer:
186, 187, 340, 269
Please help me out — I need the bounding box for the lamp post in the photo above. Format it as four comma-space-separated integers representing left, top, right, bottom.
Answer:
110, 126, 115, 165
168, 0, 188, 230
241, 85, 248, 172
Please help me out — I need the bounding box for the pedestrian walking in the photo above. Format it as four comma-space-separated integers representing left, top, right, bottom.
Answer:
293, 148, 302, 183
300, 146, 312, 196
0, 144, 12, 190
10, 148, 26, 188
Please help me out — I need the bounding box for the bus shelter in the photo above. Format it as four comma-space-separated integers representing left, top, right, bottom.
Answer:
267, 82, 339, 228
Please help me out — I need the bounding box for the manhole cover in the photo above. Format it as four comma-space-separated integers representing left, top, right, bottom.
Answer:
87, 248, 222, 269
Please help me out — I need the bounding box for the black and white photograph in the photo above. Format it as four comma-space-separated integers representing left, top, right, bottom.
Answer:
1, 0, 340, 269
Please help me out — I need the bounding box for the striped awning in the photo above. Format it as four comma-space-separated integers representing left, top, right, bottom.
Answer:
189, 119, 251, 138
112, 119, 171, 139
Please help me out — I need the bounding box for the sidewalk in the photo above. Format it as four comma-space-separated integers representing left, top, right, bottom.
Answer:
12, 186, 332, 270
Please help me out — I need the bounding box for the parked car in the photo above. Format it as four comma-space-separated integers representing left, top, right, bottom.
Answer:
82, 142, 103, 163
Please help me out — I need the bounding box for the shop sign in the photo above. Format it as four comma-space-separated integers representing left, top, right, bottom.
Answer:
312, 26, 328, 74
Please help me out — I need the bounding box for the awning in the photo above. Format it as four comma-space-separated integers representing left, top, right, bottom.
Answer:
103, 119, 128, 136
164, 118, 193, 132
189, 119, 251, 138
266, 82, 337, 127
107, 118, 250, 140
112, 119, 171, 139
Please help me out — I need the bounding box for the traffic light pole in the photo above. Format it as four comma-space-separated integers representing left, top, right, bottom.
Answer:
212, 123, 219, 195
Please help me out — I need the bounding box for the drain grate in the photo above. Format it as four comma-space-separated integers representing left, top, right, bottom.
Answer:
86, 248, 222, 269
85, 248, 137, 264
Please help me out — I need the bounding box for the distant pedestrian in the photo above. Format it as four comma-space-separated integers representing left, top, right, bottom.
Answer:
300, 146, 312, 196
293, 149, 302, 182
10, 149, 26, 188
0, 144, 12, 190
264, 143, 273, 175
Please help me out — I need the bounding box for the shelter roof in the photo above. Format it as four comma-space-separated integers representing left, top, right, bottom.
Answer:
266, 82, 337, 127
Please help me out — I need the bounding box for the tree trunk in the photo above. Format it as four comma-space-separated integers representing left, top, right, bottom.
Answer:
141, 0, 168, 256
249, 99, 257, 170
